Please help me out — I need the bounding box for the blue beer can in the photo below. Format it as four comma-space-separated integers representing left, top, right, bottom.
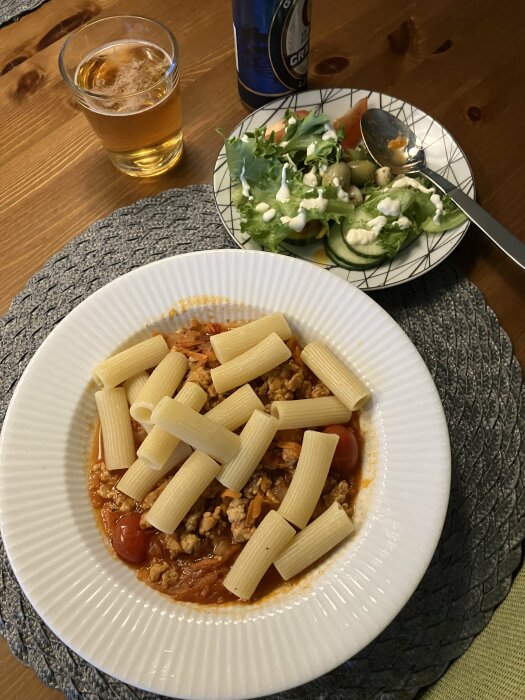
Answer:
232, 0, 312, 109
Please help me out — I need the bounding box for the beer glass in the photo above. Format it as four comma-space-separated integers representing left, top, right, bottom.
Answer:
59, 16, 183, 177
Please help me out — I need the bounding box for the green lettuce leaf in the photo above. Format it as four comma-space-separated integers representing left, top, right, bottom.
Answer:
237, 166, 354, 252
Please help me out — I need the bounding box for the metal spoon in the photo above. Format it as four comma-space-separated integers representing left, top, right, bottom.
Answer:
360, 108, 525, 270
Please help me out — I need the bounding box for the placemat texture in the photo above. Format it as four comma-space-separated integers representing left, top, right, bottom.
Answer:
1, 184, 524, 700
0, 0, 48, 26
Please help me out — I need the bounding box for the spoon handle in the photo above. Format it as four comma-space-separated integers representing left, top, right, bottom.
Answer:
420, 166, 525, 270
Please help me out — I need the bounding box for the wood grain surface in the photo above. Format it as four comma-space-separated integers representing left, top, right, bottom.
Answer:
1, 0, 524, 698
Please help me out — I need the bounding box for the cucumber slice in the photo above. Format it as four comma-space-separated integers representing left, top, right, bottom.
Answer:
344, 236, 387, 258
284, 220, 329, 247
341, 218, 409, 259
422, 209, 467, 233
325, 223, 385, 270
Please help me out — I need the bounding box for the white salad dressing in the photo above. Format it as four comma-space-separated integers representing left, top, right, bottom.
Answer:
303, 166, 317, 187
255, 202, 270, 213
337, 187, 349, 202
430, 193, 443, 223
240, 134, 250, 143
280, 209, 307, 232
345, 215, 387, 245
322, 127, 338, 141
391, 177, 435, 194
299, 188, 328, 213
376, 196, 401, 217
306, 142, 316, 157
280, 141, 289, 148
263, 208, 276, 222
240, 165, 251, 198
394, 215, 411, 229
319, 163, 328, 175
276, 163, 290, 203
287, 116, 297, 126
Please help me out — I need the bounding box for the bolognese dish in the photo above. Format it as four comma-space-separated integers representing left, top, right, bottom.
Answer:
89, 313, 369, 604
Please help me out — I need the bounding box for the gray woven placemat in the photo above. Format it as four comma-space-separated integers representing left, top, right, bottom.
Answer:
1, 184, 524, 700
0, 0, 48, 26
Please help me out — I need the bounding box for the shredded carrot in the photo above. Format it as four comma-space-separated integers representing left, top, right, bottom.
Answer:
275, 441, 302, 452
245, 492, 263, 527
206, 321, 222, 335
221, 488, 242, 500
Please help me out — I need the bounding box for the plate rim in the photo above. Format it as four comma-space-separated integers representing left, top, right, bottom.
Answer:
212, 87, 475, 290
0, 249, 451, 698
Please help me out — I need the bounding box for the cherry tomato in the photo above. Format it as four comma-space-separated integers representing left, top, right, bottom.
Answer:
112, 512, 150, 564
333, 97, 368, 150
323, 424, 359, 481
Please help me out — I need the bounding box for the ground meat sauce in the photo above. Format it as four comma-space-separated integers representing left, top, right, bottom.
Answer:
89, 319, 363, 604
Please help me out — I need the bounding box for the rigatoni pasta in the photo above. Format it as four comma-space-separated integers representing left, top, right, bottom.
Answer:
137, 381, 207, 469
210, 313, 292, 363
93, 335, 168, 388
210, 332, 291, 394
95, 388, 136, 471
274, 502, 355, 580
204, 384, 264, 430
301, 342, 370, 411
123, 371, 149, 406
130, 351, 188, 423
116, 443, 193, 502
146, 451, 221, 533
218, 410, 278, 491
271, 396, 352, 430
223, 510, 296, 600
278, 430, 339, 529
151, 398, 241, 463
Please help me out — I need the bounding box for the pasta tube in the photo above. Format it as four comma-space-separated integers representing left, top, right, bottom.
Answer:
93, 335, 168, 388
274, 502, 354, 580
210, 333, 291, 394
223, 510, 295, 600
218, 410, 278, 491
130, 351, 188, 423
137, 382, 206, 469
145, 451, 221, 534
210, 313, 292, 363
95, 388, 136, 471
116, 442, 193, 502
278, 430, 339, 529
271, 396, 352, 430
123, 371, 149, 406
205, 384, 264, 430
301, 342, 370, 411
151, 398, 241, 464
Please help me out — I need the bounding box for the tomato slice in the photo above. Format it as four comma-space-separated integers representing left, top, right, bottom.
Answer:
112, 512, 151, 564
333, 97, 368, 150
265, 109, 311, 142
323, 424, 359, 481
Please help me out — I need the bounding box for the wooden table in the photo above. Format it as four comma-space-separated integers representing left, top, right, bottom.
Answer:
1, 0, 524, 697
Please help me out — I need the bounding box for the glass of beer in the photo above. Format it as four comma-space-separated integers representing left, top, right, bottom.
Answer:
59, 16, 183, 177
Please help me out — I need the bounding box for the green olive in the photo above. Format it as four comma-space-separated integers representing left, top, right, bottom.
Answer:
347, 159, 377, 187
343, 146, 368, 161
321, 162, 351, 190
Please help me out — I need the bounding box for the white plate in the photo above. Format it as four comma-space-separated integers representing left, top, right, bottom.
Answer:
213, 87, 474, 290
0, 250, 450, 699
